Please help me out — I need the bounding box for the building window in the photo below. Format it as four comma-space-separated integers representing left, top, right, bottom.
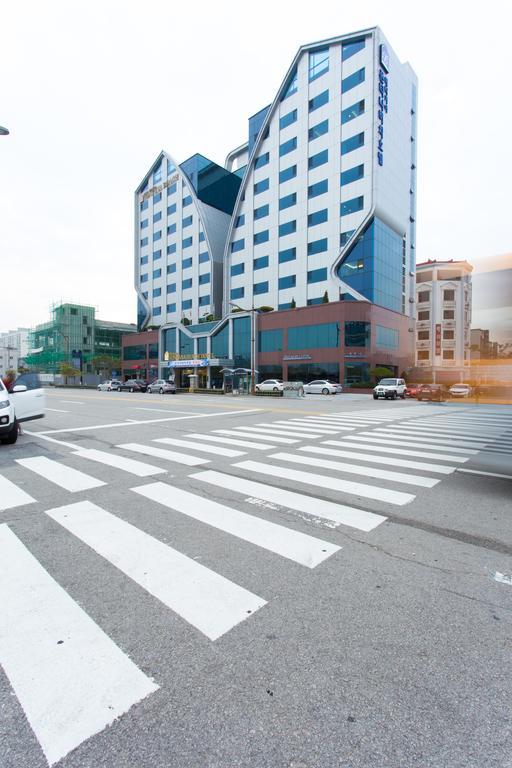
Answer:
307, 267, 328, 284
308, 179, 328, 198
167, 183, 177, 195
199, 251, 209, 263
140, 219, 148, 229
167, 284, 176, 294
341, 196, 364, 216
258, 328, 283, 352
182, 299, 192, 310
153, 164, 162, 184
341, 67, 365, 93
167, 203, 176, 215
289, 322, 339, 349
199, 231, 205, 242
309, 47, 329, 81
254, 203, 270, 220
153, 249, 162, 261
418, 350, 430, 360
279, 164, 297, 183
153, 268, 161, 279
444, 289, 455, 301
254, 230, 269, 245
342, 38, 365, 60
279, 137, 297, 157
345, 321, 370, 347
167, 160, 176, 175
376, 325, 399, 350
340, 230, 355, 246
182, 215, 193, 228
254, 152, 270, 168
418, 310, 430, 320
167, 303, 176, 313
279, 220, 296, 236
140, 237, 148, 247
443, 310, 454, 320
153, 231, 162, 242
198, 295, 210, 307
279, 192, 297, 210
309, 90, 329, 113
182, 257, 193, 269
153, 306, 162, 316
231, 238, 245, 253
443, 330, 454, 340
417, 330, 430, 340
308, 209, 328, 227
254, 178, 270, 195
253, 281, 269, 295
153, 211, 162, 223
182, 278, 192, 289
341, 100, 365, 124
341, 132, 364, 155
254, 255, 269, 270
142, 292, 148, 299
281, 67, 298, 100
167, 243, 176, 255
280, 109, 297, 130
308, 119, 329, 141
183, 195, 192, 207
152, 287, 161, 298
182, 236, 193, 249
167, 223, 176, 235
140, 199, 148, 211
140, 255, 148, 265
341, 164, 364, 186
279, 275, 296, 290
235, 214, 245, 227
279, 247, 296, 264
442, 350, 454, 360
308, 148, 328, 169
307, 238, 328, 255
231, 262, 245, 277
418, 290, 430, 303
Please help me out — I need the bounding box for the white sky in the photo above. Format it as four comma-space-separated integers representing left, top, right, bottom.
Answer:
1, 0, 511, 331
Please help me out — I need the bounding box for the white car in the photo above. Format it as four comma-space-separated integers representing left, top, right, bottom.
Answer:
147, 379, 176, 394
97, 379, 122, 391
255, 379, 284, 393
0, 373, 46, 445
449, 383, 472, 398
373, 378, 407, 400
303, 380, 342, 395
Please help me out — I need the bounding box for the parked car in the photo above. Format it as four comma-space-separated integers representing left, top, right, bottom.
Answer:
449, 383, 472, 398
147, 379, 176, 395
416, 383, 449, 401
373, 378, 407, 400
255, 379, 284, 393
303, 380, 342, 395
118, 379, 148, 393
0, 373, 45, 445
97, 379, 122, 392
405, 382, 421, 398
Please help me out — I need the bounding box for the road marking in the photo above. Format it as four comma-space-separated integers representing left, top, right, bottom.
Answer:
322, 439, 468, 463
116, 443, 210, 466
45, 501, 265, 641
59, 401, 84, 405
134, 407, 198, 415
391, 424, 506, 438
293, 419, 358, 429
33, 409, 263, 435
153, 437, 245, 457
0, 475, 36, 510
23, 431, 82, 449
232, 426, 321, 439
256, 422, 339, 434
185, 433, 275, 451
191, 470, 387, 532
214, 429, 299, 444
0, 524, 158, 767
347, 433, 480, 454
275, 421, 347, 432
232, 461, 415, 506
371, 428, 488, 448
270, 452, 440, 488
132, 481, 340, 568
456, 468, 512, 480
16, 457, 105, 492
72, 449, 167, 477
302, 445, 455, 474
46, 408, 69, 413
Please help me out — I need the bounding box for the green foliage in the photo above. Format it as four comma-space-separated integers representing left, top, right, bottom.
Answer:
322, 291, 329, 303
257, 306, 274, 313
92, 355, 121, 376
58, 362, 81, 384
290, 297, 296, 309
181, 317, 191, 326
369, 366, 394, 384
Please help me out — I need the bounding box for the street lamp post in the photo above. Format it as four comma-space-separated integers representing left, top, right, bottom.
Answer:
229, 302, 257, 395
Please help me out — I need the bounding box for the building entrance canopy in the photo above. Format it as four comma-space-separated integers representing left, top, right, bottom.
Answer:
164, 358, 233, 368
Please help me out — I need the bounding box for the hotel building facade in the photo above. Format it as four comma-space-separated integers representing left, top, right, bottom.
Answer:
134, 27, 417, 387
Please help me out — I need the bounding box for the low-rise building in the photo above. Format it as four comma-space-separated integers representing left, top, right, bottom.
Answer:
0, 327, 30, 376
121, 330, 159, 381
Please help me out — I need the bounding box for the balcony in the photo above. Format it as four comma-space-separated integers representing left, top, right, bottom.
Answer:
416, 340, 431, 349
442, 339, 456, 349
441, 359, 457, 366
416, 320, 430, 328
416, 359, 431, 367
442, 320, 456, 329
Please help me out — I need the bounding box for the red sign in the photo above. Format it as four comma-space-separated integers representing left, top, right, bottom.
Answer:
435, 324, 441, 356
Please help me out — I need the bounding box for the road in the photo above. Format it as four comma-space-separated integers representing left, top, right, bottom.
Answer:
1, 389, 511, 768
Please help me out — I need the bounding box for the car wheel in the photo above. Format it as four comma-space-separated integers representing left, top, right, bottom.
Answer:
159, 388, 164, 394
2, 420, 18, 445
322, 388, 329, 395
373, 394, 378, 400
400, 393, 406, 399
97, 386, 101, 391
273, 387, 278, 392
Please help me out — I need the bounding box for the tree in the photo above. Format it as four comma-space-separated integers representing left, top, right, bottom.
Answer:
369, 366, 394, 385
92, 355, 121, 378
322, 291, 329, 303
58, 362, 81, 386
181, 317, 191, 326
257, 306, 274, 313
290, 297, 296, 309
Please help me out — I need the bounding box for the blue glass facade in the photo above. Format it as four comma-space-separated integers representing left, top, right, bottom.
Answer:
337, 217, 404, 312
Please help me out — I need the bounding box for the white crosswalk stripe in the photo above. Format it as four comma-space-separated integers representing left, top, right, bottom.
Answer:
191, 470, 387, 532
153, 437, 246, 457
389, 424, 506, 438
232, 426, 321, 439
72, 448, 167, 477
185, 433, 275, 450
131, 481, 340, 568
269, 452, 439, 488
232, 460, 415, 506
214, 429, 299, 444
322, 439, 469, 463
15, 456, 106, 492
370, 428, 488, 448
301, 445, 456, 474
0, 524, 158, 767
279, 420, 349, 432
346, 433, 480, 454
258, 421, 342, 434
0, 474, 36, 510
45, 500, 266, 641
116, 443, 210, 466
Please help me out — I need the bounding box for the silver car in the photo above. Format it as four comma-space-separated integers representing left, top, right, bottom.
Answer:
97, 379, 122, 391
147, 379, 176, 394
303, 380, 342, 395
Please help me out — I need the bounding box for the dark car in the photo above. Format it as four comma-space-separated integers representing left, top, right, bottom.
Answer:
416, 383, 448, 402
405, 382, 421, 398
118, 379, 148, 393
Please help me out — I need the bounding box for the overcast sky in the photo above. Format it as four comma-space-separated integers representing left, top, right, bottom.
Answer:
1, 0, 511, 331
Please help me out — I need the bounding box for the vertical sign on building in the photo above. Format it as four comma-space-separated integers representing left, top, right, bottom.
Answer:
377, 44, 389, 166
435, 324, 441, 356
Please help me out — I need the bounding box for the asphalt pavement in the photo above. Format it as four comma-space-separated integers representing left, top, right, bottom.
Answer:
1, 389, 511, 768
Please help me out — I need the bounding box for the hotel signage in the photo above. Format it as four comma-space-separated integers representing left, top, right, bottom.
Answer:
141, 172, 180, 201
282, 354, 312, 361
435, 324, 442, 355
164, 352, 208, 361
166, 359, 209, 368
377, 45, 389, 167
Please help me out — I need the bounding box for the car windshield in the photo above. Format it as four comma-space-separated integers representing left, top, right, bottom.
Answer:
379, 379, 397, 385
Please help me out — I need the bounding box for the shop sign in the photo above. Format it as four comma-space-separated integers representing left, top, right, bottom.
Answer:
164, 352, 208, 361
345, 352, 366, 358
166, 358, 209, 368
435, 324, 441, 355
377, 46, 389, 167
282, 354, 312, 361
142, 172, 180, 201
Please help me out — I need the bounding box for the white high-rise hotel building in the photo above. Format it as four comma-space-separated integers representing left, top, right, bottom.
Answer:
134, 28, 417, 387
